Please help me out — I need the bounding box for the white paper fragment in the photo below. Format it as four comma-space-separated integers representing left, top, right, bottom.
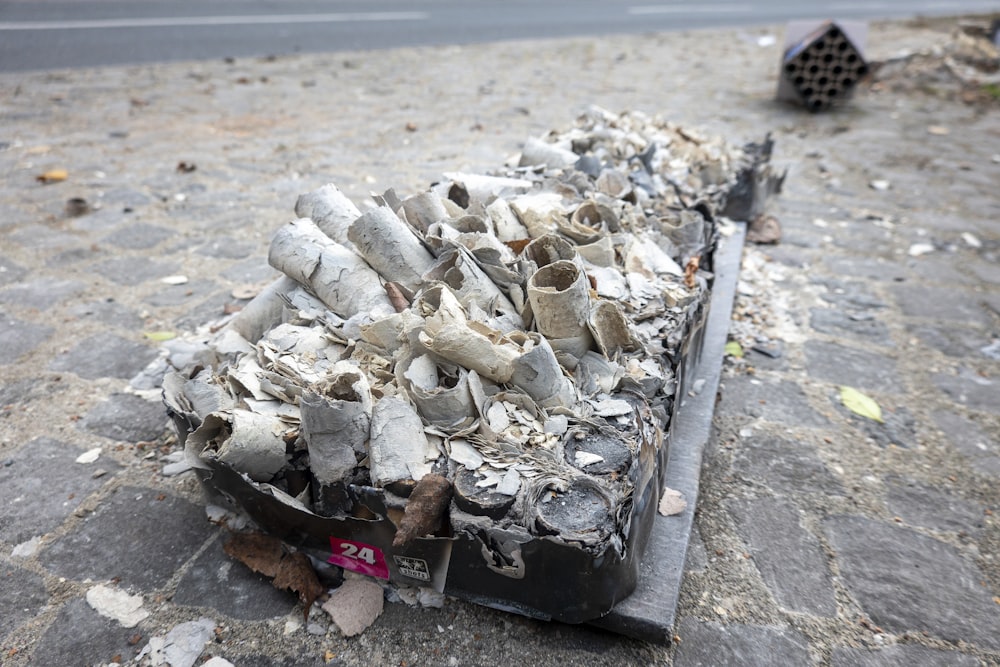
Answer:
75, 447, 101, 464
449, 439, 485, 470
323, 579, 385, 637
908, 243, 935, 257
139, 617, 217, 667
496, 468, 521, 496
294, 183, 362, 248
961, 232, 982, 248
11, 536, 40, 558
161, 274, 189, 285
658, 487, 687, 516
86, 585, 149, 628
202, 658, 236, 667
575, 451, 606, 468
590, 398, 633, 417
869, 179, 891, 191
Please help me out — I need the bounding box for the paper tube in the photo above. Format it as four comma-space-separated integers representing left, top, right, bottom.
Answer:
189, 410, 288, 482
423, 246, 523, 332
401, 191, 450, 233
268, 218, 392, 318
224, 276, 298, 344
348, 205, 435, 292
368, 395, 434, 487
300, 362, 372, 484
398, 353, 475, 430
589, 300, 640, 357
486, 198, 530, 242
294, 183, 362, 249
527, 260, 594, 360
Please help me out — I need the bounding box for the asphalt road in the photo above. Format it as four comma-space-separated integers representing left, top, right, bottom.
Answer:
1, 0, 998, 72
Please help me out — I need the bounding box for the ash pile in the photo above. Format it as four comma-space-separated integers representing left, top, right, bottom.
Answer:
164, 106, 779, 614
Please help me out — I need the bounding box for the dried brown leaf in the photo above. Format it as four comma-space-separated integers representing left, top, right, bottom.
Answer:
273, 550, 326, 616
223, 532, 283, 578
36, 168, 68, 184
393, 473, 452, 547
684, 256, 700, 289
504, 239, 531, 254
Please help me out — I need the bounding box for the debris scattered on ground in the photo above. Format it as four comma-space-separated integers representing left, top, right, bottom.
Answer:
322, 578, 385, 636
137, 617, 216, 667
746, 214, 781, 244
85, 584, 150, 628
75, 447, 102, 464
658, 487, 687, 516
36, 168, 68, 184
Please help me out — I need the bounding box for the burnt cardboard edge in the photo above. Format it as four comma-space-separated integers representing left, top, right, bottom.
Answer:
590, 222, 746, 644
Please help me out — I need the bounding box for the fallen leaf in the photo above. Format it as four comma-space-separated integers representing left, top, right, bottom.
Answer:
37, 168, 68, 184
144, 331, 176, 342
839, 386, 884, 423
176, 161, 197, 173
724, 341, 744, 358
224, 532, 325, 618
504, 239, 531, 254
231, 284, 260, 300
393, 473, 452, 547
405, 122, 418, 132
658, 487, 687, 516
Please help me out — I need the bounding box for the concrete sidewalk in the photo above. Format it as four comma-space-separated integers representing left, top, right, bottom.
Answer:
1, 15, 998, 667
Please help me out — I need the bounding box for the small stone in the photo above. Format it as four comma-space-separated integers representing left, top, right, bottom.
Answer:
12, 536, 41, 558
307, 622, 327, 636
75, 447, 102, 464
658, 487, 687, 516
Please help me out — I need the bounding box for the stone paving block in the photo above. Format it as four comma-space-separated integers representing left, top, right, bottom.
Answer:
805, 340, 901, 392
0, 278, 86, 311
933, 369, 1000, 412
48, 333, 158, 380
824, 255, 907, 282
173, 535, 297, 620
0, 560, 49, 641
727, 496, 837, 616
908, 323, 993, 358
92, 256, 180, 285
814, 278, 887, 310
731, 435, 843, 496
40, 485, 213, 590
833, 399, 917, 449
0, 377, 43, 410
79, 392, 169, 443
220, 257, 278, 284
7, 224, 79, 250
931, 410, 1000, 477
0, 437, 119, 545
142, 280, 220, 308
906, 256, 978, 286
0, 313, 53, 365
891, 284, 993, 326
810, 308, 891, 343
0, 255, 28, 286
26, 597, 143, 666
825, 515, 1000, 649
101, 222, 173, 249
718, 376, 828, 427
673, 618, 811, 666
196, 237, 256, 259
831, 644, 980, 666
175, 292, 241, 332
66, 298, 144, 329
968, 258, 1000, 285
885, 476, 985, 535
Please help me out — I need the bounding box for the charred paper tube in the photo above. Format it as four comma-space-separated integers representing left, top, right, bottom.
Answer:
518, 137, 578, 169
589, 300, 639, 358
423, 246, 523, 332
398, 353, 475, 431
527, 260, 594, 361
401, 191, 450, 233
524, 476, 615, 547
452, 467, 517, 520
509, 193, 565, 239
300, 362, 373, 513
418, 288, 573, 407
369, 395, 435, 487
224, 276, 298, 344
563, 423, 633, 476
522, 234, 584, 271
348, 205, 435, 293
660, 210, 709, 261
268, 218, 392, 318
294, 183, 362, 248
486, 198, 530, 243
188, 410, 288, 482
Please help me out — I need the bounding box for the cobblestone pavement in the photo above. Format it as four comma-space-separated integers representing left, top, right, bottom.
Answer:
1, 15, 999, 667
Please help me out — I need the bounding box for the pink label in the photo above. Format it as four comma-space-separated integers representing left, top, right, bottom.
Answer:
327, 537, 390, 579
